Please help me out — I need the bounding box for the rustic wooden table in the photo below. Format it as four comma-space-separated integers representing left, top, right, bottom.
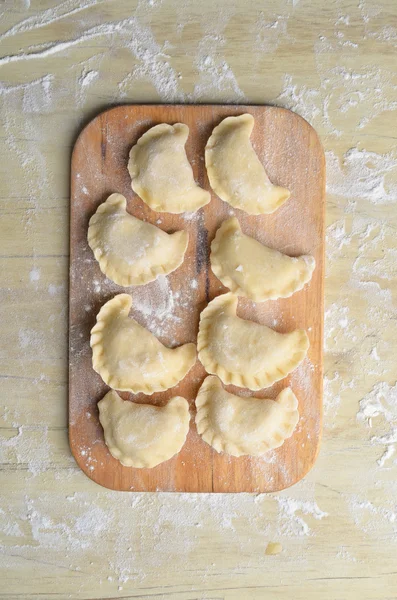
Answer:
1, 1, 397, 599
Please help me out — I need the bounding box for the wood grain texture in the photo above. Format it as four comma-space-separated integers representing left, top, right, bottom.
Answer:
2, 1, 397, 598
69, 104, 325, 492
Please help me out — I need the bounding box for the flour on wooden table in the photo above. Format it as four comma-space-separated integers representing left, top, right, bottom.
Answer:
0, 480, 327, 584
1, 425, 50, 476
346, 493, 397, 538
192, 35, 245, 101
276, 497, 328, 537
254, 14, 290, 54
357, 382, 397, 467
1, 0, 397, 592
79, 69, 98, 87
327, 148, 397, 205
29, 267, 40, 283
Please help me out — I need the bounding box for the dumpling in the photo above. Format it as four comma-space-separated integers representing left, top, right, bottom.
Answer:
128, 123, 210, 214
197, 293, 309, 390
211, 217, 315, 301
98, 390, 190, 468
91, 294, 196, 394
88, 193, 189, 287
195, 376, 299, 456
205, 113, 290, 215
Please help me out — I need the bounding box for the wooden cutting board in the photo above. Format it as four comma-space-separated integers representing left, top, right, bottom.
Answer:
69, 104, 325, 493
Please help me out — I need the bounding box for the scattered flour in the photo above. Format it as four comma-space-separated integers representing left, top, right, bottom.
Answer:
288, 357, 315, 397
132, 275, 184, 342
336, 547, 358, 563
357, 382, 397, 467
327, 148, 397, 205
29, 267, 40, 282
346, 494, 397, 537
378, 445, 395, 468
18, 328, 45, 352
254, 14, 290, 54
1, 0, 104, 41
0, 482, 327, 584
1, 426, 50, 476
192, 37, 245, 101
358, 382, 397, 426
276, 497, 328, 537
0, 1, 397, 589
118, 17, 183, 102
48, 283, 64, 296
278, 62, 397, 139
0, 18, 144, 68
79, 69, 98, 87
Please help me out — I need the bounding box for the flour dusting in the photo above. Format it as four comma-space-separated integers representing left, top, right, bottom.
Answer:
327, 148, 397, 205
1, 426, 51, 476
357, 383, 397, 465
1, 0, 397, 594
276, 497, 328, 537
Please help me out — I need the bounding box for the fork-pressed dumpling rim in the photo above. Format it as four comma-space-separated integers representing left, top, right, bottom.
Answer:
210, 217, 316, 301
90, 294, 197, 394
98, 390, 190, 468
195, 376, 299, 457
197, 293, 309, 390
87, 193, 189, 287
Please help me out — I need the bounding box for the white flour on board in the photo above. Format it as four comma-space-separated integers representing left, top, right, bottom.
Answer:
132, 275, 183, 342
0, 0, 397, 590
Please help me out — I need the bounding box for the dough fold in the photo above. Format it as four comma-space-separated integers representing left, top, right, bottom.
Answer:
128, 123, 210, 213
99, 390, 190, 467
211, 217, 315, 301
195, 376, 299, 456
88, 193, 188, 286
91, 294, 196, 394
197, 293, 309, 390
205, 113, 290, 215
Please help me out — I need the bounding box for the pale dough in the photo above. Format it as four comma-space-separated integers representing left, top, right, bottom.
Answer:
98, 390, 190, 468
197, 293, 309, 390
128, 123, 210, 214
91, 294, 196, 394
195, 376, 299, 456
205, 113, 290, 215
88, 193, 189, 287
211, 217, 315, 301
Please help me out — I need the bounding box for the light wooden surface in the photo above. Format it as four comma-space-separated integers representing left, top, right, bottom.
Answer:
70, 104, 325, 493
1, 0, 397, 598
